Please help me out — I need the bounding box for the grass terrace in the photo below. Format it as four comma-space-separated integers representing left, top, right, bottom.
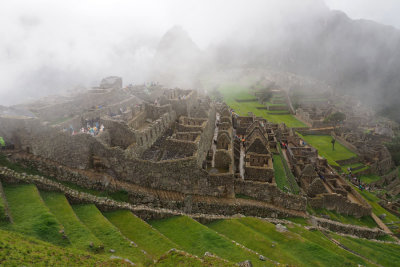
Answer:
330, 233, 400, 266
40, 191, 104, 251
354, 188, 400, 235
2, 184, 69, 246
207, 217, 371, 267
104, 210, 178, 258
273, 154, 290, 192
0, 229, 126, 266
72, 204, 152, 265
150, 216, 265, 266
218, 84, 307, 128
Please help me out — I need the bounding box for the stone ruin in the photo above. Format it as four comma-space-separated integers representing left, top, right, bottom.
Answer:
0, 77, 375, 219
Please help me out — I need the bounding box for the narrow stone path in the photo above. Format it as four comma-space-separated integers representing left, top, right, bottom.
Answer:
239, 142, 245, 179
211, 113, 220, 168
371, 213, 394, 235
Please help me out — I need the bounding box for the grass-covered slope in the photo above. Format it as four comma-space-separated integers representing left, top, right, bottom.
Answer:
154, 250, 236, 267
150, 216, 267, 266
72, 204, 152, 265
0, 228, 129, 266
208, 217, 372, 267
273, 154, 290, 192
104, 210, 178, 258
331, 233, 400, 267
40, 191, 103, 251
2, 183, 69, 246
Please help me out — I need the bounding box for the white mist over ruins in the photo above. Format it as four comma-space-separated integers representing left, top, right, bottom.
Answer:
0, 1, 400, 266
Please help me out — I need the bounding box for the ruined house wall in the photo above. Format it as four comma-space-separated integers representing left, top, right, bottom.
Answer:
244, 166, 274, 183
195, 106, 216, 166
308, 193, 371, 217
133, 111, 177, 156
234, 180, 307, 211
100, 119, 136, 149
128, 109, 147, 130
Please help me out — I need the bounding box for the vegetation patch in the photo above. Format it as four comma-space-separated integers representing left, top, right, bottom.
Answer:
104, 210, 178, 258
2, 183, 69, 246
273, 154, 290, 192
40, 191, 103, 251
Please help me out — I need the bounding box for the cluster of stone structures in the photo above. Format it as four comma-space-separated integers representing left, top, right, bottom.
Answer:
0, 76, 376, 219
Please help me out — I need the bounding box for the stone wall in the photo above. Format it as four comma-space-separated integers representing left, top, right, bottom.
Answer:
133, 111, 177, 156
234, 180, 307, 211
311, 216, 386, 239
308, 193, 371, 217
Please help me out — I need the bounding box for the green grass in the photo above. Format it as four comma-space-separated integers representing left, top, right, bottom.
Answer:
0, 228, 128, 266
331, 233, 400, 267
0, 184, 8, 223
218, 84, 306, 128
153, 250, 236, 267
340, 162, 364, 173
103, 210, 178, 258
297, 134, 357, 166
2, 184, 69, 246
273, 154, 290, 192
207, 217, 372, 267
40, 191, 103, 252
310, 208, 378, 228
72, 204, 152, 265
150, 216, 267, 266
358, 174, 381, 184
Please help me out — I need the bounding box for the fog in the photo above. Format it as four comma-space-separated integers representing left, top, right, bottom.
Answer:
1, 0, 400, 115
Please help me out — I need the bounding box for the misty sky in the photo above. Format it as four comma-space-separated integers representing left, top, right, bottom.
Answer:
1, 0, 399, 106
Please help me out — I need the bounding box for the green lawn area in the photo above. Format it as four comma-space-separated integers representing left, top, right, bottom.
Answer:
103, 210, 178, 258
207, 217, 371, 267
309, 208, 378, 228
2, 184, 69, 246
150, 216, 266, 266
40, 191, 103, 252
72, 204, 152, 265
0, 228, 125, 266
331, 233, 400, 267
218, 84, 307, 128
273, 154, 290, 192
359, 174, 381, 184
297, 134, 357, 166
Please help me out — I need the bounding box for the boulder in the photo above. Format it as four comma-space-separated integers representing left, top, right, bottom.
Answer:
275, 223, 287, 232
238, 260, 253, 267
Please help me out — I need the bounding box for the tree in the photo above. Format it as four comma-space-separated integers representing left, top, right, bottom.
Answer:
325, 111, 346, 129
